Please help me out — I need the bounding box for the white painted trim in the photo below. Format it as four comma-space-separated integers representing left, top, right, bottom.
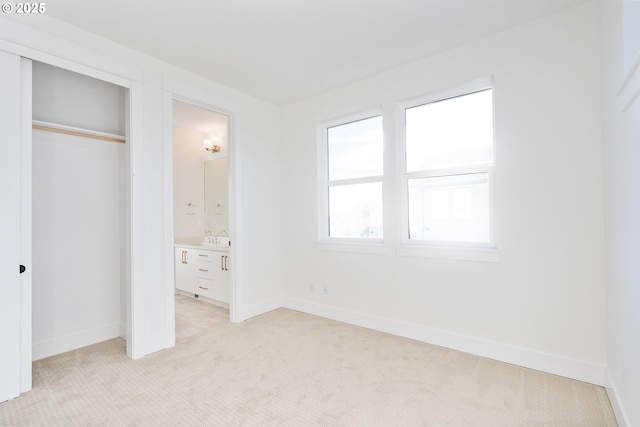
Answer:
319, 107, 383, 130
398, 77, 495, 109
32, 323, 121, 361
162, 91, 176, 350
0, 40, 136, 90
284, 297, 607, 386
0, 18, 141, 86
605, 370, 631, 427
395, 244, 500, 262
19, 57, 32, 394
242, 297, 285, 320
227, 114, 241, 323
163, 77, 241, 114
162, 77, 242, 323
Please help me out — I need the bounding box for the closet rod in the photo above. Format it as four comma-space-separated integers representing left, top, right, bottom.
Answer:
32, 120, 126, 144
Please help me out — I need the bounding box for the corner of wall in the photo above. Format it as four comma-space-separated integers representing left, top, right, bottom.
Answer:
605, 369, 631, 427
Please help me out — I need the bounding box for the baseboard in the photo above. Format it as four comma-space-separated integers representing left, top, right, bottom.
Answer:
32, 323, 121, 361
242, 296, 285, 320
284, 297, 606, 386
605, 369, 630, 427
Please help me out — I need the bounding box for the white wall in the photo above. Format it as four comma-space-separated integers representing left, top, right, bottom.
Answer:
601, 1, 640, 425
281, 2, 606, 385
32, 131, 123, 360
1, 13, 283, 357
173, 126, 205, 240
232, 100, 284, 317
32, 61, 125, 135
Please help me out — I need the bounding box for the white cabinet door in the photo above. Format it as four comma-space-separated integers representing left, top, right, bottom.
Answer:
210, 254, 230, 303
0, 50, 23, 403
175, 247, 197, 294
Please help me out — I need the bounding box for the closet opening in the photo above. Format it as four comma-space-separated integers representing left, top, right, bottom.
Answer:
31, 61, 131, 361
171, 98, 233, 321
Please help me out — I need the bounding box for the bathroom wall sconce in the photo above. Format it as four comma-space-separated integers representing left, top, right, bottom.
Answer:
203, 138, 221, 153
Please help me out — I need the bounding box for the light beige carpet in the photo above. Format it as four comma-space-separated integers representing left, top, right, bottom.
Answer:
1, 295, 617, 426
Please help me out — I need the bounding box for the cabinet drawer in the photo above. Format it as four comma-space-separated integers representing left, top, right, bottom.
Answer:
195, 278, 214, 297
193, 250, 213, 262
195, 261, 213, 279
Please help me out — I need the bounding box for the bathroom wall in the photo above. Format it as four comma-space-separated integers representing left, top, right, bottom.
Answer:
173, 126, 205, 240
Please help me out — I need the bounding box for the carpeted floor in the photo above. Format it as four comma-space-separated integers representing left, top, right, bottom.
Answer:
0, 295, 617, 426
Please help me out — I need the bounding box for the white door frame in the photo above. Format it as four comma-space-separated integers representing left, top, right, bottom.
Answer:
162, 79, 242, 323
19, 56, 33, 394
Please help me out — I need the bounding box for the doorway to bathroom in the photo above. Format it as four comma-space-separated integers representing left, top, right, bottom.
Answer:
171, 98, 234, 320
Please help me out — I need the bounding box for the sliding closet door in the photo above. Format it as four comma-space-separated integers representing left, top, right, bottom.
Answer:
0, 50, 29, 402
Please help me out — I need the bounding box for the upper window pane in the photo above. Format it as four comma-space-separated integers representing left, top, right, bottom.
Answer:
328, 116, 383, 181
406, 89, 493, 172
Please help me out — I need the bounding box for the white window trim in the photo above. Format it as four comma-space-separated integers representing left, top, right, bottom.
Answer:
317, 107, 385, 251
395, 78, 499, 262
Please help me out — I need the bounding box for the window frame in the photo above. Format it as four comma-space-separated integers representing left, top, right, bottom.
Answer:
396, 79, 499, 260
317, 108, 386, 252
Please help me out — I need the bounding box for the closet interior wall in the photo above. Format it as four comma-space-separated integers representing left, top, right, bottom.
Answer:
31, 61, 128, 360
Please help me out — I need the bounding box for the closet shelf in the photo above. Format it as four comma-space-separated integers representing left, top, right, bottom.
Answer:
32, 120, 126, 143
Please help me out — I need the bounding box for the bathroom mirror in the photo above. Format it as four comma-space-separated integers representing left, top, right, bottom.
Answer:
204, 157, 228, 236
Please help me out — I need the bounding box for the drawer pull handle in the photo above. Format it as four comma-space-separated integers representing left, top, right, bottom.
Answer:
182, 251, 187, 264
198, 286, 209, 290
198, 269, 208, 272
198, 254, 209, 257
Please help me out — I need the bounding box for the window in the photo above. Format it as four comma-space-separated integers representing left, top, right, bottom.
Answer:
321, 114, 383, 240
402, 87, 494, 246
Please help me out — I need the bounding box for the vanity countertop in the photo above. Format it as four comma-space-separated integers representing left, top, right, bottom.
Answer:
174, 242, 230, 252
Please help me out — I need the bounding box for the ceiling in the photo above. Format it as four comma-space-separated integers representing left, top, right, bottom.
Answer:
37, 0, 588, 106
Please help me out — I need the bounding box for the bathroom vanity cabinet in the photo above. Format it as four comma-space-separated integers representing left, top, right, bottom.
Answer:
174, 245, 229, 306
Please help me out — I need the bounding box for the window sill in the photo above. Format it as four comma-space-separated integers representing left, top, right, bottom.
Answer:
395, 243, 500, 262
316, 239, 387, 255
